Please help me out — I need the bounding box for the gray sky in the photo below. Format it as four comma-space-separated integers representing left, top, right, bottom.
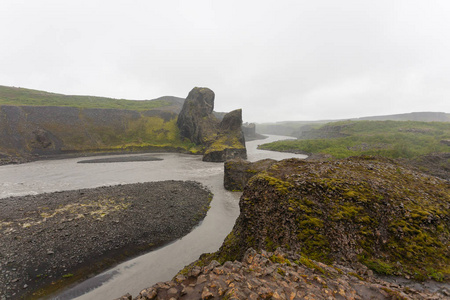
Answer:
1, 0, 449, 122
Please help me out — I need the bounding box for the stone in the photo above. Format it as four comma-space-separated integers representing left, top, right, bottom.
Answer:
114, 294, 132, 300
201, 286, 214, 299
176, 87, 247, 162
203, 109, 247, 162
176, 87, 218, 145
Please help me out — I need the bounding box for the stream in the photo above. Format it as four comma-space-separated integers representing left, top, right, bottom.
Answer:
0, 135, 306, 299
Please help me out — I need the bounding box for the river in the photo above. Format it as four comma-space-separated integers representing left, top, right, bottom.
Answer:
0, 135, 306, 299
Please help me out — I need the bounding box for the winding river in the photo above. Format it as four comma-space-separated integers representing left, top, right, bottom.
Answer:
0, 135, 306, 299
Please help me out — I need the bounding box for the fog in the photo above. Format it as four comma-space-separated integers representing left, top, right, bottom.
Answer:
0, 1, 449, 122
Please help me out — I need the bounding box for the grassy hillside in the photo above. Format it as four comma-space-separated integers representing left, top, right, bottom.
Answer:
0, 85, 182, 111
259, 120, 450, 159
257, 112, 450, 137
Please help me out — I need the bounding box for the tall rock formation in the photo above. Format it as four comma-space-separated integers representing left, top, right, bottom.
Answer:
177, 87, 247, 162
176, 87, 218, 145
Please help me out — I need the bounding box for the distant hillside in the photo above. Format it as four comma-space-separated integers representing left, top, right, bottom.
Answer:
259, 120, 450, 159
357, 111, 450, 122
257, 112, 450, 137
0, 85, 185, 113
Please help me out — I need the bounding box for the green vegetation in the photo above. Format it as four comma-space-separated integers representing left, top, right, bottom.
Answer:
0, 85, 175, 111
259, 120, 450, 159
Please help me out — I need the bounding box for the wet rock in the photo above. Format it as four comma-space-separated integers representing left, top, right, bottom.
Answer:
114, 293, 132, 300
224, 158, 276, 191
131, 247, 450, 299
202, 109, 247, 162
176, 87, 247, 162
176, 87, 217, 145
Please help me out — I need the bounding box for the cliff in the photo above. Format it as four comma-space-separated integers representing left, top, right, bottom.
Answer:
0, 105, 198, 161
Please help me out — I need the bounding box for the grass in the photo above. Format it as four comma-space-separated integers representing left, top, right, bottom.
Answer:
258, 120, 450, 159
0, 85, 177, 111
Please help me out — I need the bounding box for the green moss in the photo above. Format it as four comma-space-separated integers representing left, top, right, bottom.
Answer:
277, 268, 286, 276
348, 272, 365, 281
296, 256, 327, 275
269, 254, 292, 266
260, 175, 291, 194
362, 259, 395, 275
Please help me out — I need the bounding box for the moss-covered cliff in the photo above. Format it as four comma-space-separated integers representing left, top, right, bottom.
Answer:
217, 156, 449, 281
0, 105, 200, 159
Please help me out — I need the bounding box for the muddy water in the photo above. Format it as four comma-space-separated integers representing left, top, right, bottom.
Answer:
0, 135, 306, 299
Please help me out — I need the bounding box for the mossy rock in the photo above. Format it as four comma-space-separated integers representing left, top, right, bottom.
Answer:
215, 156, 450, 281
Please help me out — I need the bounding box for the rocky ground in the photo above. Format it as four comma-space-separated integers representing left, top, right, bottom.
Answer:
125, 248, 449, 300
398, 152, 450, 181
0, 155, 33, 166
0, 180, 212, 299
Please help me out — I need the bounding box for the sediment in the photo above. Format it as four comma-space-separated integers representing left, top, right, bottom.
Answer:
0, 180, 212, 299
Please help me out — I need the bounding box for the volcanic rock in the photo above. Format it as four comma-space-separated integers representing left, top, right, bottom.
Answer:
217, 156, 449, 281
203, 109, 247, 162
177, 88, 247, 162
224, 158, 276, 191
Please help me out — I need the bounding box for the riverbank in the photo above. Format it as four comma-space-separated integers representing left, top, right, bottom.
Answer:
0, 146, 199, 167
0, 180, 212, 299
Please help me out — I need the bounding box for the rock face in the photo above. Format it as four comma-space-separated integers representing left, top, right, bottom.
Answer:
224, 158, 275, 191
202, 109, 247, 162
217, 156, 449, 281
176, 87, 217, 145
177, 87, 247, 162
0, 105, 187, 161
133, 248, 448, 300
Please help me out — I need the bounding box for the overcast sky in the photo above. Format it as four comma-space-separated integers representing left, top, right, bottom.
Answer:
1, 1, 449, 122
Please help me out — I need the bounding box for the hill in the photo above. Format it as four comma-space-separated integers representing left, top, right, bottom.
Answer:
0, 85, 184, 113
259, 120, 450, 160
257, 112, 450, 137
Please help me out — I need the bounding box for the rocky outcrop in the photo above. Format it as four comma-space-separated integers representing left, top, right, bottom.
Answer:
202, 109, 247, 162
176, 87, 217, 145
217, 156, 449, 281
224, 158, 275, 191
242, 122, 267, 141
132, 248, 448, 300
177, 88, 247, 162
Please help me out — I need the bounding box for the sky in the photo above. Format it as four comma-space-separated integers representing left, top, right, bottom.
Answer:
1, 0, 449, 123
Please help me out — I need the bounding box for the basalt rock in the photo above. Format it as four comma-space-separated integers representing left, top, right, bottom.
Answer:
203, 109, 247, 162
217, 156, 450, 281
224, 158, 276, 191
177, 88, 247, 162
134, 248, 448, 300
176, 87, 218, 145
